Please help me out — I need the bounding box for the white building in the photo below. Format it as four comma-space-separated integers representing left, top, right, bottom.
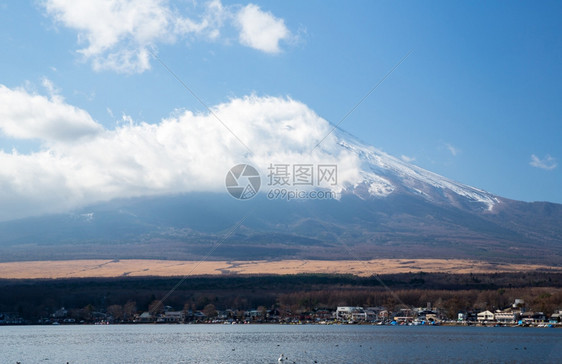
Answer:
335, 307, 367, 321
494, 309, 520, 324
160, 311, 185, 323
477, 310, 495, 323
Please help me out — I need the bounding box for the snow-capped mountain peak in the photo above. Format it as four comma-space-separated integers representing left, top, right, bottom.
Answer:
332, 129, 499, 211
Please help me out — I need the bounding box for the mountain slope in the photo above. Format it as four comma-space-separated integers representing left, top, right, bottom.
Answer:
0, 191, 560, 265
0, 128, 560, 265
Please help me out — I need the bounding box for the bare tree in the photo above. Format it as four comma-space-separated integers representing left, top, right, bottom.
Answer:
123, 301, 137, 321
203, 304, 217, 318
107, 304, 123, 322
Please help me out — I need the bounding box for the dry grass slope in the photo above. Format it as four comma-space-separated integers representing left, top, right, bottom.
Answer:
1, 259, 561, 279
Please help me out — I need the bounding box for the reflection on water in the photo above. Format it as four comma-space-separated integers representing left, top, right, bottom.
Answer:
0, 324, 560, 363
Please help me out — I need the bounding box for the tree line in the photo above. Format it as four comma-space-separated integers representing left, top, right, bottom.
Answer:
1, 272, 561, 322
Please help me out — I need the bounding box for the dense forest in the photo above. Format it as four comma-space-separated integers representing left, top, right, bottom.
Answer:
1, 272, 561, 322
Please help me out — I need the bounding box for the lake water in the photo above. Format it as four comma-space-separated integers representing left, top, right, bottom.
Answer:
0, 324, 560, 363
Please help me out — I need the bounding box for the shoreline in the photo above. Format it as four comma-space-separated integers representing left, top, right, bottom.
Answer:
2, 322, 561, 328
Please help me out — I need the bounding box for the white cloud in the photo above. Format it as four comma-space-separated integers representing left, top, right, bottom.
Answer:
42, 0, 176, 73
174, 0, 227, 40
445, 143, 459, 156
236, 4, 290, 54
0, 87, 367, 221
0, 83, 103, 143
400, 155, 415, 163
41, 77, 60, 99
530, 154, 557, 170
41, 0, 292, 73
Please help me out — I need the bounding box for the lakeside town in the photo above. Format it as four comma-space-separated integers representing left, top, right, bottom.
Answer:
2, 298, 561, 328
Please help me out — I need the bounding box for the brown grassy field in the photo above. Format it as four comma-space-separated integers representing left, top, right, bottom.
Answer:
0, 259, 560, 279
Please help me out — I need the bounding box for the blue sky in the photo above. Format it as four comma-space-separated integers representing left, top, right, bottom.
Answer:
0, 0, 560, 220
